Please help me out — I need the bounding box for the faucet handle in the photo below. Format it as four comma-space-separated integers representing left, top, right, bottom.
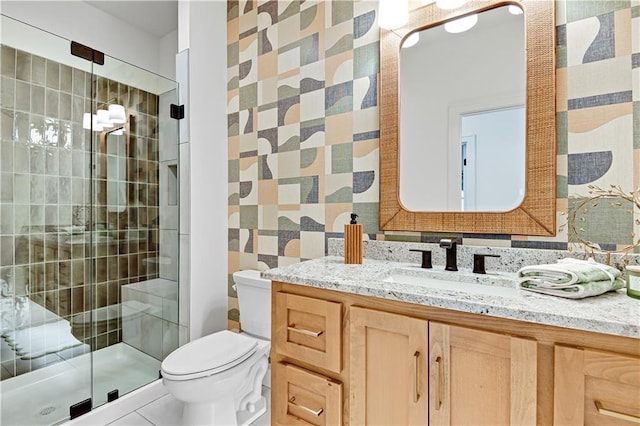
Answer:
473, 254, 501, 274
439, 238, 456, 248
409, 249, 432, 269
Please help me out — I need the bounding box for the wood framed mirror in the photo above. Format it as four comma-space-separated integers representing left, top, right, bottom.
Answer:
379, 0, 556, 235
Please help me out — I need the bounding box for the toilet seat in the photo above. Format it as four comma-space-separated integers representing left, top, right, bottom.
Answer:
161, 330, 258, 381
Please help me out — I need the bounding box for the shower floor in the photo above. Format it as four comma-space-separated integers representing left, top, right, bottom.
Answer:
0, 343, 160, 426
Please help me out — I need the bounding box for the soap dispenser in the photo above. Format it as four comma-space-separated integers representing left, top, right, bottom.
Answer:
344, 213, 363, 264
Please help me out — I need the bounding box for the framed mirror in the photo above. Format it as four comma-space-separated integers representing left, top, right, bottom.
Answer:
379, 0, 556, 235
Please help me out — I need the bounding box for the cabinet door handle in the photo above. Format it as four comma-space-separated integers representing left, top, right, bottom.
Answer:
288, 396, 324, 417
594, 401, 640, 423
434, 356, 444, 410
413, 351, 420, 403
287, 324, 323, 337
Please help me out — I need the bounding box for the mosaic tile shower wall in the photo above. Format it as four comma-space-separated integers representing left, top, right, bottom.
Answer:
227, 0, 640, 327
0, 46, 161, 378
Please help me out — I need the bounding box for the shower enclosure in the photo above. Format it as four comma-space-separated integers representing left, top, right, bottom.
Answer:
0, 15, 180, 425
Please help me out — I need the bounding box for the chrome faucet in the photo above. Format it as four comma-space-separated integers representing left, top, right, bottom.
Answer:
439, 239, 458, 271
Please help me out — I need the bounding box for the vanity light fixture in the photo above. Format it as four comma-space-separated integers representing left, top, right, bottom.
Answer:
82, 113, 104, 131
444, 13, 478, 33
436, 0, 469, 10
96, 109, 113, 127
402, 32, 420, 48
82, 103, 127, 132
108, 104, 127, 124
378, 0, 409, 30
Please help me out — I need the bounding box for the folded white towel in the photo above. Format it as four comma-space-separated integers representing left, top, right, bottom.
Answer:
2, 320, 66, 346
517, 258, 625, 299
3, 320, 84, 359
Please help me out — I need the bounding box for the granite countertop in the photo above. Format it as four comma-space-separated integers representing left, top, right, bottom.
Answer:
263, 256, 640, 339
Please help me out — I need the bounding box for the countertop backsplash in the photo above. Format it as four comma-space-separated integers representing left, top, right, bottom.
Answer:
327, 238, 640, 274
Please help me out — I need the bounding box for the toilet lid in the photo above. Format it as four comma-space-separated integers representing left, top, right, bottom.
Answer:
161, 330, 258, 380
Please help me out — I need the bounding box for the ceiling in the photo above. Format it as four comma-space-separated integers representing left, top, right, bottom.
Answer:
86, 0, 178, 38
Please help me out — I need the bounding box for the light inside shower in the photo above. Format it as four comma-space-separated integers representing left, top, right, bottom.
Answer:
82, 103, 127, 132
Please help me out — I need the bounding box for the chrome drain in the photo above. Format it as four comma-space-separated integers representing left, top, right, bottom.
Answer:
39, 406, 56, 416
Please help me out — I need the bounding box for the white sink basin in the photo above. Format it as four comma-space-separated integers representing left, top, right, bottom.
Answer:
382, 268, 519, 297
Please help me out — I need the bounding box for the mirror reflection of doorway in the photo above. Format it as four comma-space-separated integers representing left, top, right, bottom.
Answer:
459, 105, 525, 211
460, 135, 476, 211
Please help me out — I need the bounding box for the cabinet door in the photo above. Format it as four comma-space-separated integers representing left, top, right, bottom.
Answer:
554, 345, 640, 425
275, 292, 342, 373
273, 362, 342, 426
350, 306, 428, 425
429, 322, 537, 425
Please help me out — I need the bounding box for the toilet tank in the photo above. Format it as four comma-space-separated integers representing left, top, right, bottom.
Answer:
233, 270, 271, 339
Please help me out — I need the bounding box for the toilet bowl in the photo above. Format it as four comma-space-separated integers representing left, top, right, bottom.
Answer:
160, 270, 271, 426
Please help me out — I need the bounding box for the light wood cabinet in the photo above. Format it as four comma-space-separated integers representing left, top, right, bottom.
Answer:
348, 308, 537, 426
554, 345, 640, 425
275, 292, 343, 374
273, 362, 342, 425
429, 322, 537, 425
271, 282, 639, 425
350, 306, 428, 425
272, 292, 344, 424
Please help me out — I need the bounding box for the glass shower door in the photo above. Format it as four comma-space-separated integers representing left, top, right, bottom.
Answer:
87, 51, 180, 409
1, 14, 180, 424
1, 15, 94, 425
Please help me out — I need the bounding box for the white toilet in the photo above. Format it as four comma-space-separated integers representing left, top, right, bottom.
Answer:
161, 270, 271, 425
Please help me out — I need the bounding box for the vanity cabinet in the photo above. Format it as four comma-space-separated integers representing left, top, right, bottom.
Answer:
272, 292, 344, 425
554, 345, 640, 425
348, 310, 537, 425
274, 292, 342, 374
350, 307, 428, 425
429, 322, 537, 425
274, 362, 343, 425
271, 281, 639, 425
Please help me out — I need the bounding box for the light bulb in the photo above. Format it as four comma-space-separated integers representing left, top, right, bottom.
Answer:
508, 5, 523, 15
108, 104, 126, 124
444, 14, 478, 33
92, 115, 104, 132
402, 32, 420, 48
96, 109, 113, 127
82, 113, 91, 130
379, 0, 409, 30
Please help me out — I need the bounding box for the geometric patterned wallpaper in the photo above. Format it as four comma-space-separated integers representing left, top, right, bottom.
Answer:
227, 0, 640, 327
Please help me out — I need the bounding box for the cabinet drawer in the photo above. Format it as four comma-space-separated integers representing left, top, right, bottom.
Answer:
275, 292, 342, 373
554, 346, 640, 425
274, 363, 342, 426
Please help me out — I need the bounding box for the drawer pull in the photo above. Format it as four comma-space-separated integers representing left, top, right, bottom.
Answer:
594, 401, 640, 423
288, 396, 324, 417
413, 351, 420, 403
434, 356, 443, 410
287, 324, 323, 337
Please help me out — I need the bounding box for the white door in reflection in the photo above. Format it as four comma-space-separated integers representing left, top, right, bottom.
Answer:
460, 134, 476, 211
459, 106, 525, 211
